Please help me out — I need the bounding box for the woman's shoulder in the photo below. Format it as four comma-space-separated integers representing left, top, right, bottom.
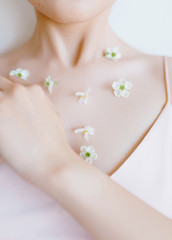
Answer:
0, 49, 20, 77
119, 38, 170, 88
118, 39, 171, 104
116, 40, 165, 81
113, 32, 163, 62
0, 43, 30, 77
0, 54, 7, 76
121, 42, 164, 65
121, 43, 166, 83
138, 54, 172, 106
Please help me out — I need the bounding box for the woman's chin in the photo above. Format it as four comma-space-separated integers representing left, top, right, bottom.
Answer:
29, 0, 116, 24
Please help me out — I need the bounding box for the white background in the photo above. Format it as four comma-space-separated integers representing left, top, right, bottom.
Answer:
0, 0, 172, 56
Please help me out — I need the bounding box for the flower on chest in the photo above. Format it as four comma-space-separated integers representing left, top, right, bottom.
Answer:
74, 126, 95, 141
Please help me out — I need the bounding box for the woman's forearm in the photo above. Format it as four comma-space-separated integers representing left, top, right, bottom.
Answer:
43, 156, 172, 240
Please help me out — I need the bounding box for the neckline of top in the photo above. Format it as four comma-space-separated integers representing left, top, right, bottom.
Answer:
109, 56, 171, 177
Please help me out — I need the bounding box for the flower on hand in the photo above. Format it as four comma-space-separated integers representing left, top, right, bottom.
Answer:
105, 46, 122, 61
80, 145, 98, 164
74, 126, 95, 141
9, 68, 30, 80
75, 88, 91, 104
43, 75, 59, 94
112, 78, 133, 98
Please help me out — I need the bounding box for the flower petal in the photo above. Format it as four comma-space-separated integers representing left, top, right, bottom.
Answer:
114, 89, 121, 97
80, 152, 85, 158
115, 52, 122, 60
112, 81, 120, 90
75, 92, 85, 96
85, 158, 93, 164
74, 128, 84, 133
84, 132, 89, 141
15, 68, 23, 73
112, 46, 120, 52
92, 152, 98, 160
106, 54, 111, 59
49, 81, 54, 87
125, 81, 133, 90
119, 78, 127, 84
46, 76, 51, 81
80, 145, 87, 152
48, 86, 53, 93
121, 89, 130, 98
85, 126, 95, 134
106, 47, 112, 53
87, 145, 95, 152
83, 96, 88, 104
9, 70, 16, 76
21, 70, 30, 77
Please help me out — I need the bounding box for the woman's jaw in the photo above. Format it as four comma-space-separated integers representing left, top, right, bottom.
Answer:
28, 0, 117, 67
28, 0, 116, 23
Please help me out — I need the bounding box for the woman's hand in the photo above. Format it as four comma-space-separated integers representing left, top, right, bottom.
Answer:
0, 76, 78, 188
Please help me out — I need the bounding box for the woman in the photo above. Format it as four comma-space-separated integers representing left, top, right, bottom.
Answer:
0, 0, 172, 239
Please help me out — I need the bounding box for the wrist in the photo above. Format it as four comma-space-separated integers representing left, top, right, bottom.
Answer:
44, 149, 97, 206
39, 146, 83, 198
44, 153, 110, 212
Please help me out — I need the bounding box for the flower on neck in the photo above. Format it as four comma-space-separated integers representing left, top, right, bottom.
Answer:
74, 126, 95, 141
80, 145, 98, 164
112, 78, 133, 98
105, 46, 122, 61
43, 76, 59, 94
75, 88, 91, 104
9, 68, 30, 80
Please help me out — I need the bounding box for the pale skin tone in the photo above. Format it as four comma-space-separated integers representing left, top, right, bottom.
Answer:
0, 0, 172, 239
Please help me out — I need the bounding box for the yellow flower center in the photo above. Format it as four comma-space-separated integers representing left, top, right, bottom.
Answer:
17, 73, 22, 78
111, 52, 116, 57
85, 152, 91, 157
119, 85, 125, 90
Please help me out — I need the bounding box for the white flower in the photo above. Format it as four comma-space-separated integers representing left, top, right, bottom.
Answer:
9, 68, 30, 80
75, 88, 91, 104
43, 75, 59, 94
74, 126, 95, 141
112, 78, 133, 98
80, 145, 98, 164
105, 46, 122, 61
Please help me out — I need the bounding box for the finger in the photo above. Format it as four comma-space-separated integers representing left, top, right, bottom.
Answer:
0, 75, 15, 91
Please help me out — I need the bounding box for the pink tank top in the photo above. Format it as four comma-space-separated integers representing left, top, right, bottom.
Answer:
0, 56, 172, 239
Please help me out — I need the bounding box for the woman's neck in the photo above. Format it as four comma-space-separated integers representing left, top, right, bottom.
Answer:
30, 9, 114, 67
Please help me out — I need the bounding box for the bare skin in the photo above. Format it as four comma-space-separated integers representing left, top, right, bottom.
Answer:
0, 77, 172, 240
0, 1, 172, 239
0, 8, 168, 175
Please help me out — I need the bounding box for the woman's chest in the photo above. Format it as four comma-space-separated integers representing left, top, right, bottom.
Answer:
0, 57, 166, 173
47, 74, 166, 175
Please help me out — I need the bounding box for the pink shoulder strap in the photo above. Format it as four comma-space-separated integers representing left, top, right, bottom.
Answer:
163, 56, 171, 104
